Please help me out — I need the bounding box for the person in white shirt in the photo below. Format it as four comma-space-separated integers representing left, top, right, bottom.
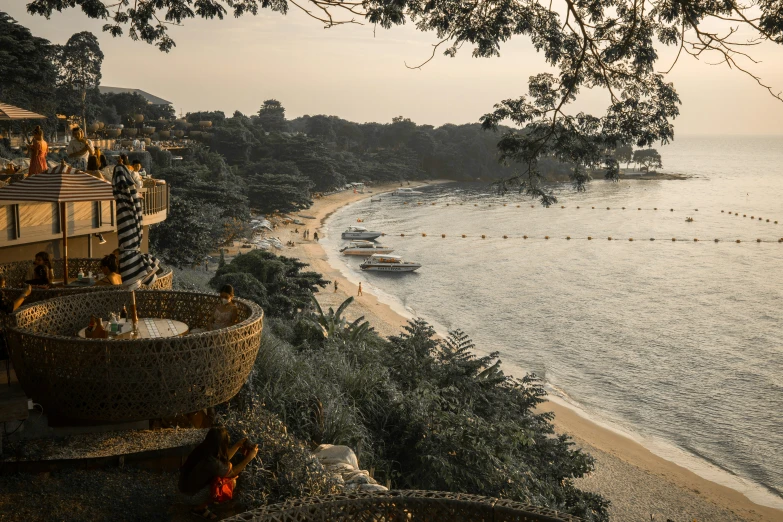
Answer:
131, 160, 148, 179
65, 127, 94, 170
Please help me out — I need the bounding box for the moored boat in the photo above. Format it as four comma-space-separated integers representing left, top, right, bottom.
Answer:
340, 241, 394, 256
342, 226, 383, 240
392, 188, 423, 196
360, 254, 421, 272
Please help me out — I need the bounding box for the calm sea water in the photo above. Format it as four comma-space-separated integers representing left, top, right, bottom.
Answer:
323, 135, 783, 508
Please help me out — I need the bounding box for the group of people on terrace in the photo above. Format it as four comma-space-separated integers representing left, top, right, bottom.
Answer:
19, 251, 123, 289
24, 125, 149, 180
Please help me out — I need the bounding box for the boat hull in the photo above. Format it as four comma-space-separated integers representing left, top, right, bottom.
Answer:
360, 263, 421, 272
342, 248, 394, 256
342, 232, 382, 240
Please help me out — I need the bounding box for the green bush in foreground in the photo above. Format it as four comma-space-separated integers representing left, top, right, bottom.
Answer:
204, 251, 607, 519
240, 312, 609, 520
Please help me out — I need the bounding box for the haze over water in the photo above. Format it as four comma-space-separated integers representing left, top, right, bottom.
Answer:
324, 135, 783, 508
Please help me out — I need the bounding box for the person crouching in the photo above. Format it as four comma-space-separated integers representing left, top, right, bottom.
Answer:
178, 427, 258, 519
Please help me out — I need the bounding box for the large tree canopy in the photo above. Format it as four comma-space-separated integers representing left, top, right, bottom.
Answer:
25, 0, 783, 202
0, 12, 57, 125
55, 30, 103, 127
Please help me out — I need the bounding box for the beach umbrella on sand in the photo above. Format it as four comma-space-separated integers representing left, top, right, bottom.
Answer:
0, 162, 114, 284
112, 163, 159, 288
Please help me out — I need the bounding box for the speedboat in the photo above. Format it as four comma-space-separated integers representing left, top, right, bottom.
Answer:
392, 188, 423, 196
341, 226, 383, 240
360, 254, 421, 272
340, 241, 394, 256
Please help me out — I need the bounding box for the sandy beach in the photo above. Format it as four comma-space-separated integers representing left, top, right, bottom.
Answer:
266, 182, 782, 522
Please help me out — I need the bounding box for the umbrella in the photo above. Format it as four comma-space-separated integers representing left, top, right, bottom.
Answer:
0, 102, 46, 120
112, 164, 159, 288
0, 162, 114, 284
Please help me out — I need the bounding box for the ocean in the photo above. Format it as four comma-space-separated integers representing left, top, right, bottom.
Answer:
322, 135, 783, 509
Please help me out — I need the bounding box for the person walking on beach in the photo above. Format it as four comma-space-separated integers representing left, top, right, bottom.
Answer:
334, 280, 338, 293
357, 282, 363, 297
313, 232, 319, 242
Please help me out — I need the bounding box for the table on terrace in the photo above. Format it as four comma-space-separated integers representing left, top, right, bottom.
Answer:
77, 318, 188, 339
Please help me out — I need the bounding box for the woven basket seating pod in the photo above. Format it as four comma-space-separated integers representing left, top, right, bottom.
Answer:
224, 490, 582, 522
0, 258, 173, 304
6, 290, 263, 422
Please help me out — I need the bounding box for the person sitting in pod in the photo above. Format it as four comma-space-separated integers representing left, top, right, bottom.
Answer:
95, 254, 122, 286
209, 284, 239, 330
25, 251, 53, 286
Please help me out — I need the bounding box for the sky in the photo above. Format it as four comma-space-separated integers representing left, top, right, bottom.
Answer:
2, 2, 783, 135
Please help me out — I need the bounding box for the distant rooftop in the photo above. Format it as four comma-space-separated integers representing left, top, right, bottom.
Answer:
98, 86, 172, 106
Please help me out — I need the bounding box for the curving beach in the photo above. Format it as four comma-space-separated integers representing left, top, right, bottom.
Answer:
275, 182, 783, 522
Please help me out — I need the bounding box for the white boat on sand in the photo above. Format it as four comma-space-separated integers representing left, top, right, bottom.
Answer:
360, 254, 421, 272
341, 226, 383, 240
340, 241, 394, 256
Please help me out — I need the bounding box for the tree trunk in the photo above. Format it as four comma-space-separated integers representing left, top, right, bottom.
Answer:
81, 89, 87, 130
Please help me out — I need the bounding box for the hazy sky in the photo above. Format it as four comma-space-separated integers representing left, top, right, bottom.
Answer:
3, 2, 782, 135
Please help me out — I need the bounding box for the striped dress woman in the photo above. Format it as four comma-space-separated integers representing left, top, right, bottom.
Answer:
112, 158, 159, 288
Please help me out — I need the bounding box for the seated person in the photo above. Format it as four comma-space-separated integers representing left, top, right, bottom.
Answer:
95, 147, 108, 169
85, 155, 106, 180
95, 254, 122, 286
0, 277, 31, 314
210, 285, 239, 330
25, 251, 53, 286
178, 427, 258, 520
131, 159, 148, 178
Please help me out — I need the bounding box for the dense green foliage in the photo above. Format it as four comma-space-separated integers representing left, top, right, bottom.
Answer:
632, 148, 664, 172
0, 13, 58, 127
54, 31, 103, 129
149, 145, 250, 267
210, 250, 329, 319
217, 407, 340, 508
214, 251, 609, 520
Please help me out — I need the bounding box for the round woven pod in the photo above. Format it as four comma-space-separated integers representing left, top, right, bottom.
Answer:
222, 489, 582, 522
7, 290, 264, 422
0, 259, 173, 304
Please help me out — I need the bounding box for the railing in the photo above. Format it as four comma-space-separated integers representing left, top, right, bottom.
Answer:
224, 490, 582, 522
141, 182, 169, 216
0, 259, 173, 304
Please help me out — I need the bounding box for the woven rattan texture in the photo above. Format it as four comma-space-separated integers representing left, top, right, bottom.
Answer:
0, 258, 173, 303
7, 290, 263, 422
224, 490, 582, 522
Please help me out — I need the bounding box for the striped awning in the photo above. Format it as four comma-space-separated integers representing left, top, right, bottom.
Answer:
0, 164, 113, 203
0, 102, 47, 120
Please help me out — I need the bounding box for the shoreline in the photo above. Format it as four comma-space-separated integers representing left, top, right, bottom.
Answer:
274, 182, 782, 522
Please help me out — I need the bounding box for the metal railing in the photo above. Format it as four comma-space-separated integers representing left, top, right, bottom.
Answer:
141, 183, 169, 216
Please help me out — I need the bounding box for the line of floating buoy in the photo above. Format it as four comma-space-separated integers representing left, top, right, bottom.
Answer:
389, 233, 782, 243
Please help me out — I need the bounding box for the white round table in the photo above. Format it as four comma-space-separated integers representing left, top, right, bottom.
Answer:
78, 318, 189, 339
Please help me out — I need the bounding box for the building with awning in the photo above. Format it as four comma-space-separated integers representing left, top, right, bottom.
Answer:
0, 167, 168, 264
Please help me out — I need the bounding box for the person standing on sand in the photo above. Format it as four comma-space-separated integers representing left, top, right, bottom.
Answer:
314, 232, 319, 242
334, 281, 338, 293
357, 282, 363, 296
